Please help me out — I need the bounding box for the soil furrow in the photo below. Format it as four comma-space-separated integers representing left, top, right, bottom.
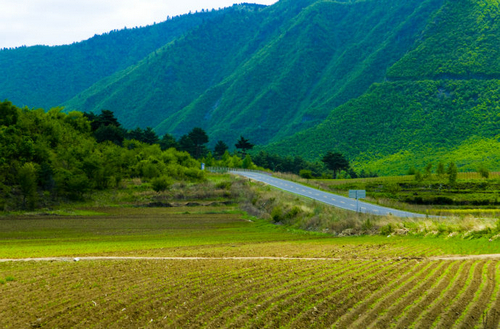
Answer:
482, 262, 500, 328
170, 261, 308, 328
395, 261, 460, 328
350, 261, 439, 327
369, 261, 448, 328
332, 259, 426, 328
412, 260, 474, 329
290, 261, 416, 328
433, 260, 485, 328
458, 261, 497, 329
232, 261, 379, 329
218, 262, 352, 329
264, 262, 396, 328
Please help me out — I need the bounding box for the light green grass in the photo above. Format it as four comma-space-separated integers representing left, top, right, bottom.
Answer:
2, 206, 500, 259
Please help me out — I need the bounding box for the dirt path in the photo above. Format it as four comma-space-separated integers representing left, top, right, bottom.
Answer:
3, 254, 500, 262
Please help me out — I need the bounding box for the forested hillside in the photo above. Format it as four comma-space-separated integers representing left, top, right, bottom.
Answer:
0, 9, 226, 109
268, 0, 500, 174
3, 0, 500, 175
63, 0, 443, 146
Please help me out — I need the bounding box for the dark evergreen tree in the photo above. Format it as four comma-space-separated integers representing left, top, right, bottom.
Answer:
94, 125, 125, 145
178, 134, 196, 156
127, 127, 145, 141
235, 136, 254, 156
213, 140, 228, 159
143, 127, 160, 145
321, 151, 350, 178
160, 133, 179, 150
188, 127, 209, 158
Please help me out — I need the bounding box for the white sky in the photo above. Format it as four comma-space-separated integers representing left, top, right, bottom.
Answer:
0, 0, 279, 49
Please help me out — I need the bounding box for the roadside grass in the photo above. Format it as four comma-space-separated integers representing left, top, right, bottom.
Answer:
275, 172, 500, 218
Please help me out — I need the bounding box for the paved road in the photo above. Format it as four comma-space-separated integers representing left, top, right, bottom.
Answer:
232, 171, 428, 218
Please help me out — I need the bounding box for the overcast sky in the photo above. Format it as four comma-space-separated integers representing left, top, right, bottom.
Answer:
1, 0, 279, 49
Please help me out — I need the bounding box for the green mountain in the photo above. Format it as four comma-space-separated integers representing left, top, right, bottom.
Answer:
62, 0, 444, 145
4, 0, 500, 175
268, 0, 500, 174
0, 9, 226, 109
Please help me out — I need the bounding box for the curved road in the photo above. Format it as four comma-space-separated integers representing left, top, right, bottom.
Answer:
232, 171, 428, 218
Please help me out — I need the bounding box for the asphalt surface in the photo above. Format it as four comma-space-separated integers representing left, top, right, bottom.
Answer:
232, 171, 429, 218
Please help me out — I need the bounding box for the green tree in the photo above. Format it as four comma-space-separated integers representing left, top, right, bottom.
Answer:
447, 162, 458, 185
188, 127, 209, 159
321, 151, 349, 178
214, 140, 228, 159
17, 162, 38, 209
151, 176, 173, 192
143, 127, 160, 145
178, 134, 196, 156
414, 170, 423, 182
436, 162, 446, 178
127, 127, 145, 141
94, 125, 125, 145
0, 100, 19, 126
235, 136, 254, 156
160, 133, 179, 150
242, 154, 253, 169
423, 163, 432, 179
478, 166, 489, 179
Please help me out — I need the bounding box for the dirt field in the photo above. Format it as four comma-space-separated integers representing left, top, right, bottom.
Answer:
2, 206, 500, 328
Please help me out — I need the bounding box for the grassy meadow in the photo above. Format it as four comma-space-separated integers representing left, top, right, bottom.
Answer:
2, 173, 500, 327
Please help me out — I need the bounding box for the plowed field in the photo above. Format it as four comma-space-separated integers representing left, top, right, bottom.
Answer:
1, 207, 500, 328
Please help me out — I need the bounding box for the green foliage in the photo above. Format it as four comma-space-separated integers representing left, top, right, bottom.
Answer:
436, 162, 446, 178
235, 136, 254, 156
61, 0, 442, 149
478, 166, 490, 179
299, 169, 313, 179
447, 162, 458, 185
322, 152, 349, 178
151, 176, 173, 192
415, 170, 423, 182
0, 101, 204, 210
17, 162, 38, 209
0, 9, 229, 109
380, 223, 394, 236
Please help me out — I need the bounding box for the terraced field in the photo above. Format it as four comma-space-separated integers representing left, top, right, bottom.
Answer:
2, 206, 500, 327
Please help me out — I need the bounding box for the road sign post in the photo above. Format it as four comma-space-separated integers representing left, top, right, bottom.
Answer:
349, 190, 366, 212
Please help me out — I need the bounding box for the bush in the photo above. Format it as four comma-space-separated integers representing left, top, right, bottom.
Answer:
271, 206, 283, 223
151, 176, 173, 192
380, 223, 394, 236
299, 170, 313, 179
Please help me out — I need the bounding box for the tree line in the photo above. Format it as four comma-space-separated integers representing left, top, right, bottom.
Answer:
0, 102, 205, 211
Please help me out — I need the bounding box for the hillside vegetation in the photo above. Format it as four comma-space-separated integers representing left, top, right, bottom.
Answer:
3, 0, 500, 174
269, 0, 500, 174
0, 101, 204, 211
0, 9, 226, 109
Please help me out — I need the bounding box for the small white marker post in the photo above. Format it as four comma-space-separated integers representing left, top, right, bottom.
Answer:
348, 190, 366, 212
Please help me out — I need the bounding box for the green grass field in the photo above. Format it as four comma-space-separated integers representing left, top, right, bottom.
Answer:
2, 205, 500, 328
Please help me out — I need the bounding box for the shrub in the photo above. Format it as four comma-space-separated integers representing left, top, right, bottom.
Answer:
299, 170, 313, 179
380, 223, 394, 236
271, 206, 283, 223
151, 176, 173, 192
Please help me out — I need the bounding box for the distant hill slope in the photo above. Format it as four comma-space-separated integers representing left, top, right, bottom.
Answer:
268, 0, 500, 174
0, 9, 226, 109
63, 0, 444, 147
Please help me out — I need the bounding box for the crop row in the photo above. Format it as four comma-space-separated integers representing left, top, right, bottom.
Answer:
1, 258, 500, 328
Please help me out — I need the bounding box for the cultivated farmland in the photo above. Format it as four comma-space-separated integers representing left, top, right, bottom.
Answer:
2, 206, 500, 328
